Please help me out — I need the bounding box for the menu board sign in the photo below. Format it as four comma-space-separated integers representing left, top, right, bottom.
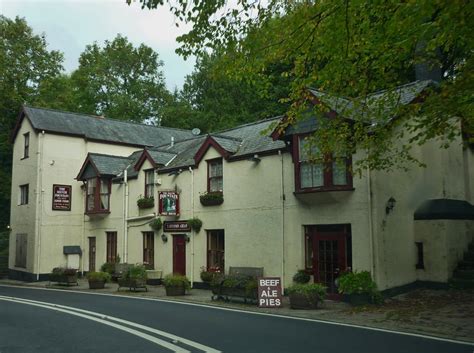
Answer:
258, 277, 283, 308
52, 184, 71, 211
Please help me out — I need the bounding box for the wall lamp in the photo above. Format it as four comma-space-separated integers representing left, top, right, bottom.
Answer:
168, 169, 182, 176
161, 234, 168, 243
247, 154, 261, 163
385, 197, 396, 215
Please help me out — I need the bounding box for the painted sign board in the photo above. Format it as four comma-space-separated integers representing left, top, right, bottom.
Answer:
257, 277, 282, 308
159, 191, 180, 216
163, 221, 191, 233
52, 184, 72, 211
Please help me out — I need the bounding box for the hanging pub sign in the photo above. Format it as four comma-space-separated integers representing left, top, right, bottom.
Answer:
52, 184, 72, 211
163, 221, 191, 233
258, 277, 282, 308
159, 191, 180, 216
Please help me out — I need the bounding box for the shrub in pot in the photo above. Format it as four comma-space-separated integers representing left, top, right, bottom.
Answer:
293, 270, 310, 284
188, 217, 203, 233
49, 267, 78, 285
149, 218, 162, 232
86, 271, 111, 289
163, 274, 191, 296
287, 283, 326, 309
199, 192, 224, 206
137, 195, 154, 209
337, 270, 381, 305
119, 264, 148, 289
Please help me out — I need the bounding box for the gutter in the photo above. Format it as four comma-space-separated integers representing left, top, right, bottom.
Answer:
35, 131, 45, 280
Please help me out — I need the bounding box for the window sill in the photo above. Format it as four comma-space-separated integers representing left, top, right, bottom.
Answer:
20, 156, 29, 160
294, 187, 355, 194
85, 210, 110, 216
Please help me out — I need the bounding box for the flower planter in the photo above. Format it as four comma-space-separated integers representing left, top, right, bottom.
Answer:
289, 292, 319, 309
137, 197, 154, 209
165, 286, 186, 296
348, 293, 371, 306
199, 195, 224, 206
88, 279, 106, 289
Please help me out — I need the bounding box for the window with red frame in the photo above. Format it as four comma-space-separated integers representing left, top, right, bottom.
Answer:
207, 230, 224, 272
106, 231, 117, 263
144, 170, 154, 198
86, 177, 110, 213
296, 136, 352, 192
207, 158, 223, 193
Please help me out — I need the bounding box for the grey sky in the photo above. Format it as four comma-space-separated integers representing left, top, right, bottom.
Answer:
1, 0, 196, 90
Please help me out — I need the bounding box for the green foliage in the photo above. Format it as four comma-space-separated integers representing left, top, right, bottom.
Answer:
50, 267, 77, 276
149, 218, 162, 231
287, 283, 327, 301
133, 0, 474, 171
100, 262, 115, 275
163, 274, 191, 290
86, 271, 111, 282
124, 264, 148, 280
137, 196, 154, 209
337, 271, 377, 296
200, 270, 215, 283
0, 231, 9, 255
71, 34, 168, 123
292, 270, 310, 284
188, 217, 202, 233
199, 192, 224, 206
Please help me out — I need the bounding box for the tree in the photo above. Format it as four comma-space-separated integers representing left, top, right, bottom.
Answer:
0, 16, 64, 229
132, 0, 474, 171
71, 35, 168, 123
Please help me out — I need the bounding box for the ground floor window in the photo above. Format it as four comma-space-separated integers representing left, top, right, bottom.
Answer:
15, 234, 27, 268
207, 230, 224, 272
106, 231, 117, 263
143, 232, 154, 268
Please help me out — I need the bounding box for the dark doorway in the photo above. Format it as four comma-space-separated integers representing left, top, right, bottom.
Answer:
143, 232, 155, 269
88, 237, 96, 272
305, 224, 352, 299
172, 234, 186, 275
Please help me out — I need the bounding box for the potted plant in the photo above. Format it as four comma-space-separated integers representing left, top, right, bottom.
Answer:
118, 264, 148, 291
337, 270, 380, 306
163, 274, 191, 296
49, 267, 78, 286
188, 217, 203, 233
149, 217, 162, 232
86, 271, 111, 289
287, 283, 326, 309
293, 270, 310, 284
199, 192, 224, 206
137, 195, 154, 209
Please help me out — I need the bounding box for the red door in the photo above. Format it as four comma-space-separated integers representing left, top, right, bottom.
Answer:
172, 235, 186, 275
309, 226, 349, 299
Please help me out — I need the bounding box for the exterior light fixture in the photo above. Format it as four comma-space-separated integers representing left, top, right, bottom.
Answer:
385, 197, 396, 215
161, 234, 168, 242
185, 234, 190, 243
168, 169, 182, 176
248, 154, 261, 163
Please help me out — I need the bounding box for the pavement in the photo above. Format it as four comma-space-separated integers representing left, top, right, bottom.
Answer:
1, 278, 473, 344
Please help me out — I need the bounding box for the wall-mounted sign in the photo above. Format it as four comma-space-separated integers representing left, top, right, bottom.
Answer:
159, 191, 179, 216
163, 221, 191, 233
52, 184, 72, 211
258, 277, 282, 308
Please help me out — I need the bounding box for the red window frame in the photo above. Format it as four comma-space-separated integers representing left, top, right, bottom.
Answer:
207, 230, 224, 272
85, 177, 111, 214
106, 231, 117, 263
207, 158, 223, 193
294, 134, 353, 193
144, 169, 154, 198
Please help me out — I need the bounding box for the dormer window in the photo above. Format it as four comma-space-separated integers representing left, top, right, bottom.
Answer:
208, 158, 223, 193
295, 135, 353, 193
86, 177, 110, 213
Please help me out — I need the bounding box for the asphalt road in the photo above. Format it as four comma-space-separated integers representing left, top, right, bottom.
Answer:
0, 285, 472, 353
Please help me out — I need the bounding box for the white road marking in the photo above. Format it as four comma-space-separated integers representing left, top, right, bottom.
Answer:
0, 295, 220, 352
1, 284, 473, 347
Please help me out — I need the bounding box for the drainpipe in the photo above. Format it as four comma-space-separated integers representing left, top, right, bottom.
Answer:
81, 187, 86, 276
35, 131, 45, 280
367, 167, 377, 281
123, 169, 129, 263
189, 166, 194, 288
279, 150, 285, 293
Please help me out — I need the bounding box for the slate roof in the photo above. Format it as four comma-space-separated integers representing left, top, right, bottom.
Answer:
88, 153, 132, 177
17, 106, 194, 147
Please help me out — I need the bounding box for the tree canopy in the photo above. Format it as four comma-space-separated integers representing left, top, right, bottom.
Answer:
133, 0, 474, 171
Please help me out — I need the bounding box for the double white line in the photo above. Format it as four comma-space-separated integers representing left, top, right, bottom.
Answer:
0, 295, 220, 353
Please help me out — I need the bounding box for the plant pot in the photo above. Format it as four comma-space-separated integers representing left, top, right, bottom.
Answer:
348, 293, 371, 306
165, 286, 186, 296
88, 279, 106, 289
289, 292, 319, 309
199, 196, 224, 206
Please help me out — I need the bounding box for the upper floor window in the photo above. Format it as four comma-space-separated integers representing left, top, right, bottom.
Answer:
86, 177, 110, 213
296, 136, 352, 192
207, 158, 223, 193
23, 132, 29, 159
19, 184, 29, 205
144, 169, 154, 198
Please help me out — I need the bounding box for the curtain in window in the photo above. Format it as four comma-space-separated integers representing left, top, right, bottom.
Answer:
332, 160, 347, 185
145, 170, 154, 197
87, 178, 96, 211
100, 179, 109, 210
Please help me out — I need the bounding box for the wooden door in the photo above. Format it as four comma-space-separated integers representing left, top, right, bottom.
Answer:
172, 235, 186, 275
89, 237, 96, 272
310, 226, 349, 299
143, 232, 155, 268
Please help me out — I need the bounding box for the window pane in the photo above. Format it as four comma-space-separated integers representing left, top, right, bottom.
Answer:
312, 164, 324, 187
300, 163, 324, 188
332, 160, 347, 185
100, 179, 108, 193
87, 179, 96, 195
100, 194, 109, 210
305, 235, 313, 269
87, 195, 94, 211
